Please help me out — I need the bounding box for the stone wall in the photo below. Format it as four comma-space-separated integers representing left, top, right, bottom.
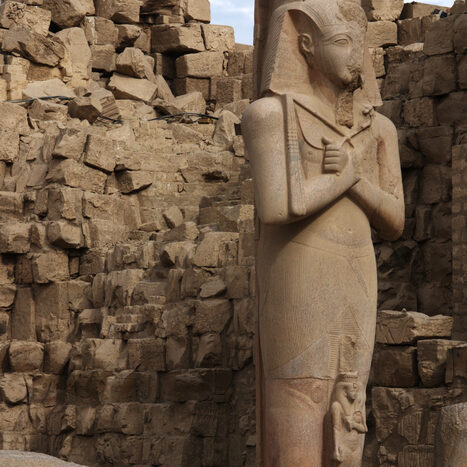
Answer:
0, 0, 465, 466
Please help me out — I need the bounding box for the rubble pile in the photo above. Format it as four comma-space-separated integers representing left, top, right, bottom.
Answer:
0, 0, 464, 466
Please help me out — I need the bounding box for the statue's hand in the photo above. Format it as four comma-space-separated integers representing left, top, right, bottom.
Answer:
322, 137, 350, 176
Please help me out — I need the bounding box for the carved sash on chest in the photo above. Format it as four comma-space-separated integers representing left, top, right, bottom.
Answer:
289, 96, 379, 184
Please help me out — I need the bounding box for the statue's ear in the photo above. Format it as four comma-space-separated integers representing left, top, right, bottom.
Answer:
298, 33, 314, 57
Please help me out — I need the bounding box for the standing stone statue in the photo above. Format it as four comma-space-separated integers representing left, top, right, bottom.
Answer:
241, 1, 405, 465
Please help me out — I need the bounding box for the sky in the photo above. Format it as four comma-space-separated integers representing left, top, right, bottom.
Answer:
211, 0, 455, 45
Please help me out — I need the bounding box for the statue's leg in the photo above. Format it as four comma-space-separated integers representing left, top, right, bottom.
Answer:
262, 377, 330, 467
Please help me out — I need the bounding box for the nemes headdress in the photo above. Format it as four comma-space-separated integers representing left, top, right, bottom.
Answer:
257, 0, 381, 107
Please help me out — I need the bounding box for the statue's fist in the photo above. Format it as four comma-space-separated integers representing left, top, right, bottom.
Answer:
322, 137, 349, 175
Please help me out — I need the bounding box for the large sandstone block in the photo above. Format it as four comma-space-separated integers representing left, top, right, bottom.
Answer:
151, 24, 205, 54
0, 223, 30, 254
424, 16, 455, 56
31, 250, 69, 283
366, 21, 398, 48
185, 0, 210, 22
173, 77, 209, 100
83, 135, 116, 173
371, 346, 419, 387
160, 368, 232, 402
116, 170, 153, 193
376, 310, 453, 344
401, 2, 448, 18
82, 17, 118, 46
0, 2, 51, 35
418, 339, 464, 387
42, 0, 93, 28
9, 340, 44, 371
2, 27, 65, 67
454, 13, 467, 54
11, 287, 36, 340
362, 0, 404, 21
176, 51, 224, 78
116, 47, 153, 79
46, 159, 107, 194
0, 283, 16, 308
127, 338, 166, 371
193, 232, 238, 268
90, 44, 116, 72
193, 299, 231, 334
422, 55, 456, 97
95, 0, 141, 24
23, 78, 76, 99
202, 24, 235, 52
108, 73, 157, 103
56, 27, 91, 87
0, 373, 28, 404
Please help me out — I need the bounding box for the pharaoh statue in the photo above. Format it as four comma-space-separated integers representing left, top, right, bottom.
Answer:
241, 0, 405, 465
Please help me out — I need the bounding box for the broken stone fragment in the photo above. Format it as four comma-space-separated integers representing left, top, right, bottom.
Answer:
151, 23, 205, 54
116, 170, 153, 194
47, 221, 82, 249
31, 250, 69, 283
28, 99, 68, 122
0, 223, 30, 254
56, 27, 92, 87
23, 78, 76, 99
83, 135, 116, 173
366, 21, 398, 48
362, 0, 404, 22
46, 159, 107, 193
42, 0, 93, 28
0, 1, 51, 35
90, 44, 117, 72
9, 340, 44, 371
0, 373, 27, 404
2, 27, 65, 67
44, 341, 73, 374
176, 51, 224, 79
376, 310, 453, 344
108, 73, 157, 103
116, 47, 153, 80
417, 339, 464, 387
83, 16, 118, 46
184, 0, 210, 22
201, 24, 235, 52
68, 96, 103, 123
199, 277, 226, 299
0, 284, 16, 308
163, 206, 184, 229
213, 110, 240, 149
95, 0, 141, 24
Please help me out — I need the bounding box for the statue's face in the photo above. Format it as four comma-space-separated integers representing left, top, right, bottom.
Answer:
300, 21, 365, 90
343, 382, 359, 402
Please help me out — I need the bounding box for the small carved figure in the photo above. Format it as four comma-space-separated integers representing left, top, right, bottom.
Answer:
330, 373, 368, 465
243, 0, 404, 465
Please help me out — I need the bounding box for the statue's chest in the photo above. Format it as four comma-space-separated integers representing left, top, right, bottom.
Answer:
295, 105, 379, 184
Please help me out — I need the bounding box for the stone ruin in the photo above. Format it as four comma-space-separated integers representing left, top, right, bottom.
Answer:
0, 0, 464, 465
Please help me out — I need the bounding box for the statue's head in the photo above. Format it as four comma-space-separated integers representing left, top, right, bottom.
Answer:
295, 0, 368, 91
260, 0, 380, 106
335, 372, 360, 402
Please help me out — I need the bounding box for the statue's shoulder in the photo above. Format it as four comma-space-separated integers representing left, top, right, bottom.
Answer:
371, 110, 397, 140
242, 95, 284, 127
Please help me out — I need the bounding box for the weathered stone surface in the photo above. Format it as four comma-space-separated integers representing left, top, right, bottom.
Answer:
435, 403, 467, 467
116, 47, 153, 79
90, 44, 116, 72
116, 170, 152, 194
9, 340, 44, 371
32, 250, 69, 283
2, 27, 65, 67
202, 24, 235, 52
0, 374, 27, 404
83, 135, 116, 173
0, 223, 30, 254
0, 2, 51, 35
95, 0, 141, 24
68, 96, 102, 123
176, 51, 224, 78
424, 16, 455, 56
362, 0, 404, 21
376, 310, 453, 344
108, 73, 157, 103
151, 24, 205, 54
371, 346, 418, 387
367, 21, 398, 48
185, 0, 210, 22
23, 78, 76, 99
42, 0, 92, 28
56, 27, 92, 86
